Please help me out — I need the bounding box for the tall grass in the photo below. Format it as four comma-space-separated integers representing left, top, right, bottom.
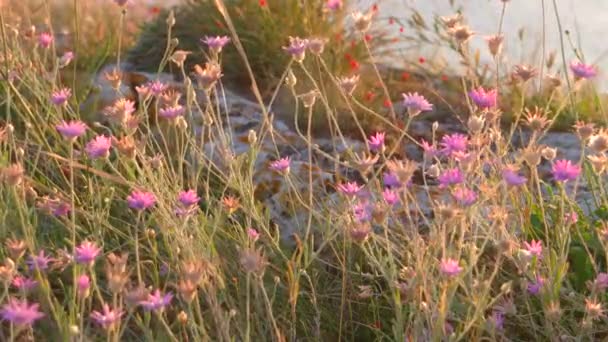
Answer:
0, 0, 607, 340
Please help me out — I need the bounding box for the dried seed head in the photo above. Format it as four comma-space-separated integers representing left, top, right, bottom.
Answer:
588, 129, 608, 154
541, 146, 557, 161
448, 25, 474, 43
104, 68, 122, 90
467, 115, 485, 133
300, 90, 319, 108
177, 311, 188, 325
350, 222, 372, 243
113, 136, 137, 159
338, 75, 360, 96
585, 298, 604, 320
440, 13, 462, 29
524, 107, 552, 131
193, 62, 223, 90
385, 159, 418, 185
5, 239, 26, 260
512, 64, 538, 82
2, 163, 24, 186
125, 285, 149, 308
170, 50, 191, 67
239, 248, 266, 274
285, 69, 297, 88
520, 146, 542, 167
588, 154, 608, 174
574, 121, 595, 141
352, 10, 374, 32
307, 37, 328, 55
221, 196, 240, 214
485, 34, 504, 56
178, 280, 198, 303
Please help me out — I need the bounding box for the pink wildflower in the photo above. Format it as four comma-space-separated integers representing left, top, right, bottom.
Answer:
337, 181, 363, 197
502, 167, 527, 186
27, 250, 52, 272
402, 92, 433, 116
468, 87, 497, 109
367, 132, 385, 152
269, 157, 291, 174
438, 168, 463, 188
177, 190, 200, 207
85, 135, 112, 159
283, 37, 309, 62
523, 240, 542, 258
38, 33, 53, 48
440, 133, 468, 157
570, 61, 597, 79
551, 159, 581, 182
451, 186, 477, 206
51, 88, 72, 106
12, 276, 38, 292
247, 228, 260, 242
56, 120, 87, 140
91, 304, 123, 330
158, 105, 185, 121
326, 0, 343, 11
201, 36, 231, 54
439, 258, 462, 277
74, 241, 101, 266
0, 298, 44, 326
527, 276, 545, 295
76, 275, 91, 298
139, 289, 173, 312
127, 190, 156, 211
382, 188, 399, 206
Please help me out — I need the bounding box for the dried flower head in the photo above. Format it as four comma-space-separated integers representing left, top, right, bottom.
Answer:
485, 35, 504, 56
440, 13, 462, 29
307, 38, 328, 55
193, 62, 223, 90
448, 25, 474, 43
300, 90, 319, 108
283, 37, 309, 62
385, 159, 417, 186
574, 121, 595, 141
588, 129, 608, 154
588, 154, 608, 174
2, 163, 24, 186
350, 222, 372, 243
570, 61, 597, 79
170, 50, 191, 67
201, 36, 231, 54
512, 65, 538, 82
221, 196, 240, 214
338, 75, 360, 96
239, 248, 266, 273
524, 107, 552, 131
352, 10, 374, 32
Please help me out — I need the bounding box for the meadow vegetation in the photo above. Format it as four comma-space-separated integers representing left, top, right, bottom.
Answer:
1, 0, 608, 340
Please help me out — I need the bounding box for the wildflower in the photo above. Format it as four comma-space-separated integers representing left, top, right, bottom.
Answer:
170, 50, 191, 67
367, 132, 385, 152
574, 121, 595, 141
541, 147, 557, 161
527, 276, 545, 295
591, 273, 608, 292
193, 62, 223, 90
113, 0, 130, 6
56, 120, 87, 141
440, 133, 468, 157
570, 61, 597, 79
269, 157, 291, 175
382, 188, 399, 206
512, 64, 538, 82
85, 135, 112, 159
448, 25, 474, 44
451, 186, 477, 206
139, 289, 173, 312
37, 196, 71, 217
352, 10, 374, 32
383, 172, 402, 188
58, 51, 74, 68
239, 248, 266, 273
524, 107, 552, 131
326, 0, 343, 11
285, 69, 297, 88
283, 37, 309, 62
467, 115, 485, 133
440, 13, 462, 29
104, 98, 136, 125
564, 211, 578, 224
522, 240, 542, 258
51, 88, 72, 106
544, 74, 562, 90
350, 222, 372, 243
113, 136, 137, 159
146, 80, 168, 97
247, 228, 260, 242
439, 258, 462, 277
12, 275, 38, 292
420, 139, 437, 157
337, 181, 363, 197
177, 190, 199, 207
221, 196, 240, 214
27, 250, 52, 272
201, 36, 231, 54
105, 254, 129, 294
338, 75, 359, 95
6, 239, 26, 260
38, 33, 53, 48
485, 34, 504, 56
127, 190, 156, 211
520, 146, 542, 167
352, 201, 371, 222
90, 304, 123, 330
588, 129, 608, 154
588, 154, 608, 174
76, 275, 90, 298
551, 159, 581, 182
502, 166, 527, 186
402, 92, 433, 116
468, 87, 497, 109
300, 90, 319, 108
438, 168, 463, 188
308, 38, 328, 55
74, 241, 101, 266
0, 298, 44, 326
1, 163, 24, 186
352, 152, 379, 175
158, 104, 185, 122
585, 298, 604, 320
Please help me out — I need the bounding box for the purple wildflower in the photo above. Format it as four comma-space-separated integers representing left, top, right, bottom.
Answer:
352, 201, 372, 222
38, 33, 53, 48
158, 105, 185, 121
523, 240, 542, 258
570, 61, 597, 79
51, 88, 72, 106
56, 120, 87, 140
402, 92, 433, 116
201, 36, 231, 53
269, 157, 291, 174
468, 87, 497, 109
337, 181, 363, 197
85, 135, 112, 159
439, 258, 462, 277
438, 168, 464, 188
91, 304, 123, 330
0, 298, 44, 326
440, 133, 468, 157
592, 273, 608, 291
382, 188, 399, 206
502, 167, 527, 186
367, 132, 385, 152
527, 276, 545, 295
420, 139, 437, 157
283, 37, 309, 62
551, 159, 581, 182
490, 311, 505, 331
177, 190, 200, 207
58, 51, 74, 68
247, 228, 260, 242
139, 289, 173, 311
12, 276, 38, 292
27, 250, 52, 272
146, 80, 168, 97
74, 241, 101, 266
451, 186, 477, 206
127, 190, 157, 211
383, 172, 402, 188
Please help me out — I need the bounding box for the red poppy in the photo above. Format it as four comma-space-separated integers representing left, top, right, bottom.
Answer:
419, 57, 425, 64
349, 60, 360, 71
344, 53, 352, 61
372, 4, 378, 12
441, 74, 449, 82
389, 17, 394, 25
149, 6, 160, 15
364, 34, 372, 42
399, 27, 404, 33
401, 72, 410, 81
383, 99, 392, 108
364, 91, 376, 102
259, 0, 266, 6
